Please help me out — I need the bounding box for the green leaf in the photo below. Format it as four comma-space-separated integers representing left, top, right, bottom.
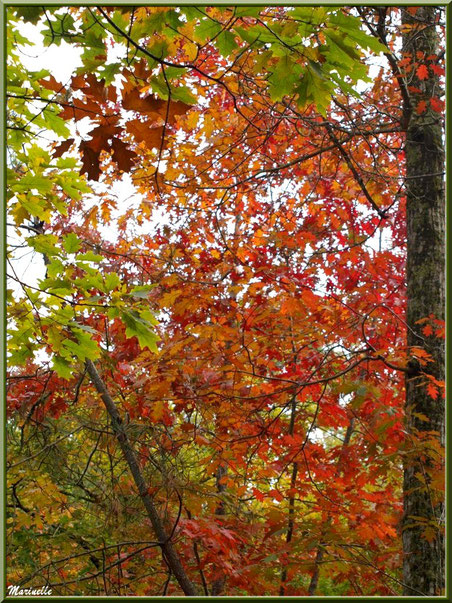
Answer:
28, 234, 60, 258
40, 277, 74, 294
171, 86, 197, 105
121, 310, 159, 352
149, 75, 169, 100
14, 6, 43, 24
19, 196, 49, 220
73, 329, 101, 359
289, 6, 328, 25
100, 62, 121, 85
194, 19, 223, 43
215, 31, 238, 56
12, 174, 53, 194
129, 284, 156, 299
52, 355, 74, 379
63, 233, 82, 254
56, 157, 79, 169
44, 109, 70, 137
268, 54, 301, 101
74, 274, 104, 292
104, 272, 121, 292
326, 31, 361, 62
76, 251, 104, 263
46, 258, 65, 278
69, 322, 99, 335
233, 25, 263, 46
329, 11, 387, 54
235, 6, 261, 18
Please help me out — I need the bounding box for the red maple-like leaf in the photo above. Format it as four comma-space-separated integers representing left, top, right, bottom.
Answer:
416, 64, 429, 80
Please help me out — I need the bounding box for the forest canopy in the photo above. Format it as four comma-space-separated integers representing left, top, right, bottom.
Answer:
6, 5, 445, 597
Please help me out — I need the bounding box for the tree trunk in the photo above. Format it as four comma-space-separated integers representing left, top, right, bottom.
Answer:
401, 6, 445, 596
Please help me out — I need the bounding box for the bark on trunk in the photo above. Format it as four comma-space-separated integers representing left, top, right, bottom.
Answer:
85, 360, 198, 596
401, 6, 445, 596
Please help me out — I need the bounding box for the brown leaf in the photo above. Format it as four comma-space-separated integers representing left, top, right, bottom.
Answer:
167, 100, 191, 122
133, 59, 152, 81
121, 82, 190, 124
71, 73, 116, 103
86, 125, 122, 153
111, 138, 137, 173
79, 141, 101, 181
52, 138, 74, 158
59, 98, 102, 122
39, 75, 64, 93
122, 85, 167, 116
126, 120, 165, 149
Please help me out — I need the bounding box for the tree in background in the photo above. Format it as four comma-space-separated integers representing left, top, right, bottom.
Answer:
6, 5, 445, 596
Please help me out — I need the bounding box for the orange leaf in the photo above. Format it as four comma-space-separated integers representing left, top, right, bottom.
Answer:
122, 85, 190, 124
122, 85, 167, 115
426, 382, 438, 400
422, 324, 433, 336
416, 64, 429, 80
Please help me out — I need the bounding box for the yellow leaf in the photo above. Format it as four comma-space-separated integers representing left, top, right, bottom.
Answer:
185, 111, 199, 130
184, 42, 198, 62
204, 114, 214, 137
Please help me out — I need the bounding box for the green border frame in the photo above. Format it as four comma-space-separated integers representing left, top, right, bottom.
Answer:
1, 1, 449, 601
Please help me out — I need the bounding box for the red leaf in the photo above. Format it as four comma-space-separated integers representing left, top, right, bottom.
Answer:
268, 488, 284, 502
252, 488, 265, 502
398, 57, 412, 68
416, 64, 429, 80
430, 97, 444, 113
430, 64, 445, 76
426, 383, 438, 400
416, 100, 427, 115
422, 324, 433, 336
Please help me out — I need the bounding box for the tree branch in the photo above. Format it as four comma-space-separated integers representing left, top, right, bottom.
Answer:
85, 359, 198, 596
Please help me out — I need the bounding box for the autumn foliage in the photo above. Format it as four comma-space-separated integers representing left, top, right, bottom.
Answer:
6, 5, 445, 597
